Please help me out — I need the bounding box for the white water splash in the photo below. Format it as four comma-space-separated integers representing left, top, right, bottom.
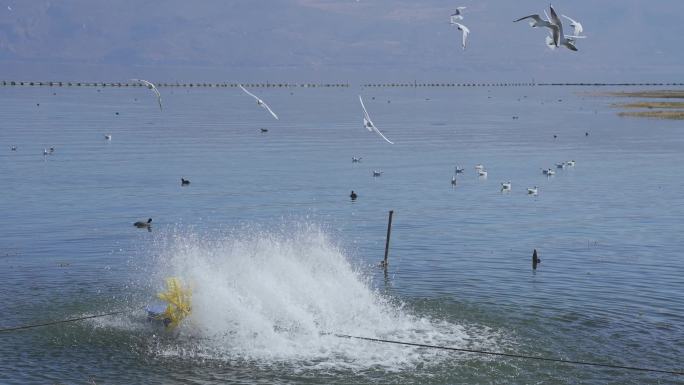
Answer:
136, 223, 505, 370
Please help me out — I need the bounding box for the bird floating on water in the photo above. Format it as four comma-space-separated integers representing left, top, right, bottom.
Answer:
239, 85, 279, 120
501, 181, 512, 191
556, 162, 566, 169
131, 79, 163, 111
10, 145, 17, 151
528, 186, 539, 195
455, 166, 465, 174
260, 128, 269, 133
566, 160, 576, 167
372, 170, 383, 177
451, 176, 457, 185
352, 157, 362, 163
104, 134, 112, 140
359, 95, 394, 144
478, 169, 488, 177
134, 218, 152, 229
181, 177, 190, 186
350, 190, 358, 200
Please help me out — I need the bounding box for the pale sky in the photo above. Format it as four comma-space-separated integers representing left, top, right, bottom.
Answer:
0, 0, 681, 82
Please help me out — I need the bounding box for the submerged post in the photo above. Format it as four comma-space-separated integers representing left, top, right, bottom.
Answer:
382, 210, 394, 268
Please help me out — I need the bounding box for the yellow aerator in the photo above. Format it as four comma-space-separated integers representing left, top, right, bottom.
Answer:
155, 277, 192, 329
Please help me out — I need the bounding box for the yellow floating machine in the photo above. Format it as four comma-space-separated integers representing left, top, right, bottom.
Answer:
146, 277, 192, 329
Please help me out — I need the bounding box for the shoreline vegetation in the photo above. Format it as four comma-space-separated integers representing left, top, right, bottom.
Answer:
605, 90, 684, 120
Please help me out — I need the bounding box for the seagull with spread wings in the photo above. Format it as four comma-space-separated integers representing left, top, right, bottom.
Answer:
131, 78, 162, 111
513, 13, 559, 47
451, 22, 470, 50
450, 7, 466, 22
238, 85, 279, 120
561, 14, 584, 37
359, 95, 393, 145
546, 5, 579, 51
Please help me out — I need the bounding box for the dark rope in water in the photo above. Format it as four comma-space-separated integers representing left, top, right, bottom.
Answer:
1, 313, 681, 376
0, 309, 138, 333
328, 333, 684, 376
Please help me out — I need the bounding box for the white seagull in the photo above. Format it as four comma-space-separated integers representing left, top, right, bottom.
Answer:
130, 79, 162, 111
561, 14, 584, 37
451, 22, 470, 50
450, 7, 466, 22
239, 85, 279, 120
528, 186, 538, 195
478, 169, 488, 177
359, 95, 394, 144
514, 13, 559, 47
546, 6, 578, 51
566, 160, 576, 167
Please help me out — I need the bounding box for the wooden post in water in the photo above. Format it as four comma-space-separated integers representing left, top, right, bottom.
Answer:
382, 210, 394, 268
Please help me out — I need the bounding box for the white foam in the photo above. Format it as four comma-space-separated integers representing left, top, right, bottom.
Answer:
137, 223, 506, 370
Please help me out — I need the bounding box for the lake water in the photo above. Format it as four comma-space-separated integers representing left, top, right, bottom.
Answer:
0, 85, 683, 384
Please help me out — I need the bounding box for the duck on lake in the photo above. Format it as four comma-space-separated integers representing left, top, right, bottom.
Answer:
181, 177, 190, 186
134, 218, 152, 228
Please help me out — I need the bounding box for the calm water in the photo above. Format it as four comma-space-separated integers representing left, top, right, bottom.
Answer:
0, 85, 683, 384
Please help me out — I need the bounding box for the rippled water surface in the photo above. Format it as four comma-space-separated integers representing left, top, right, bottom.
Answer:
1, 85, 683, 384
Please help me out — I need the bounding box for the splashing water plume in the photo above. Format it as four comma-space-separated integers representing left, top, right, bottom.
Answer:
143, 224, 503, 371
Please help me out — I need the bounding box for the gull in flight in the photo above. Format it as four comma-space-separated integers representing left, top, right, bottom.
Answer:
544, 6, 579, 51
451, 22, 470, 50
514, 13, 559, 47
131, 79, 162, 111
561, 14, 584, 37
359, 95, 394, 144
450, 7, 466, 22
239, 85, 279, 120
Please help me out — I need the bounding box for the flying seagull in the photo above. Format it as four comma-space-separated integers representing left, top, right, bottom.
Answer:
450, 7, 466, 22
561, 14, 584, 37
131, 79, 162, 111
238, 85, 279, 120
451, 22, 470, 50
514, 13, 559, 47
359, 95, 393, 144
547, 6, 578, 51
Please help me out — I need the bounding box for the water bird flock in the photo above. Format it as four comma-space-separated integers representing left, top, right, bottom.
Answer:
515, 5, 586, 51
